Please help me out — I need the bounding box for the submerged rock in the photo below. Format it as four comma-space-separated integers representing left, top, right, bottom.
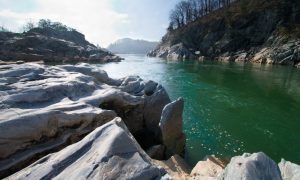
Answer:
218, 152, 282, 180
7, 118, 166, 179
0, 63, 185, 178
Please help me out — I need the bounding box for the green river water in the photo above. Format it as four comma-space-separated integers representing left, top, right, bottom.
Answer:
98, 54, 300, 166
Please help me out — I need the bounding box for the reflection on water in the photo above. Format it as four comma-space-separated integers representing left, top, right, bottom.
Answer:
98, 54, 300, 165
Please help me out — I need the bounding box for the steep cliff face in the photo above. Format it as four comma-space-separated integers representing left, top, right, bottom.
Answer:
149, 0, 300, 66
0, 27, 123, 63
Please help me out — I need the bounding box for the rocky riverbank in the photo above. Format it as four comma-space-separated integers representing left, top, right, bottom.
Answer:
148, 0, 300, 67
0, 27, 123, 64
0, 63, 299, 179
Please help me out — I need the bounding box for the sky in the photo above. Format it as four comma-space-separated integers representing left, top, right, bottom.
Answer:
0, 0, 180, 47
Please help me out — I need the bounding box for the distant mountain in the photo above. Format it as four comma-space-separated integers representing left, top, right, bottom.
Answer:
107, 38, 158, 54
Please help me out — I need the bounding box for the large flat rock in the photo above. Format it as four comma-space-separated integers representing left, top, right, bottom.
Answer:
6, 118, 165, 180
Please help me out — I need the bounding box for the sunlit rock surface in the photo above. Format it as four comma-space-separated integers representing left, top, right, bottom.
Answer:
190, 156, 226, 180
7, 118, 166, 180
218, 152, 282, 180
0, 63, 179, 178
153, 154, 191, 180
279, 159, 300, 180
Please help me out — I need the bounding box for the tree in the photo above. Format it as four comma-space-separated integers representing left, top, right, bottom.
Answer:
167, 22, 174, 32
37, 19, 75, 32
169, 0, 236, 30
169, 9, 181, 29
0, 26, 9, 32
51, 22, 68, 31
38, 19, 51, 29
22, 20, 35, 32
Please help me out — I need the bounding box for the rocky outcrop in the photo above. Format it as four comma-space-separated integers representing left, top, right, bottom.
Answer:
218, 152, 282, 180
190, 156, 226, 180
148, 43, 195, 60
160, 98, 185, 158
7, 118, 166, 180
0, 27, 123, 63
279, 159, 300, 180
148, 0, 300, 66
153, 155, 191, 180
188, 152, 300, 180
0, 63, 184, 178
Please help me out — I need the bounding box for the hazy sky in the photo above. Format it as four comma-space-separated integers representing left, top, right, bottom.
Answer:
0, 0, 180, 47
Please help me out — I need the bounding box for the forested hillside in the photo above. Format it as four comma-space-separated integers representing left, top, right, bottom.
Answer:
149, 0, 300, 66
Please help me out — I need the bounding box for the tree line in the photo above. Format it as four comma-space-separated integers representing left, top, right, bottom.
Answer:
168, 0, 237, 30
0, 19, 77, 33
22, 19, 77, 32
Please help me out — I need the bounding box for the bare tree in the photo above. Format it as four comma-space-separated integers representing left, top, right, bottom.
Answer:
22, 20, 35, 32
0, 26, 9, 32
169, 0, 236, 30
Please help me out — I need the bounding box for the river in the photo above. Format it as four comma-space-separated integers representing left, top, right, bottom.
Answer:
98, 54, 300, 166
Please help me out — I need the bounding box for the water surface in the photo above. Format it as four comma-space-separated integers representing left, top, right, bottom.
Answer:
98, 54, 300, 165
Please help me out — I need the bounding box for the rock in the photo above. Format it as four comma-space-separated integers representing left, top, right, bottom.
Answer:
167, 43, 195, 60
16, 60, 24, 64
147, 145, 166, 160
144, 80, 158, 96
7, 118, 166, 180
0, 60, 9, 65
190, 156, 225, 180
105, 55, 124, 62
60, 63, 119, 85
278, 159, 300, 180
198, 56, 209, 61
149, 43, 195, 60
0, 63, 183, 178
235, 53, 248, 62
153, 154, 191, 180
0, 27, 122, 63
252, 48, 270, 64
217, 55, 234, 62
119, 76, 145, 95
218, 152, 282, 180
144, 85, 171, 131
159, 98, 185, 157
